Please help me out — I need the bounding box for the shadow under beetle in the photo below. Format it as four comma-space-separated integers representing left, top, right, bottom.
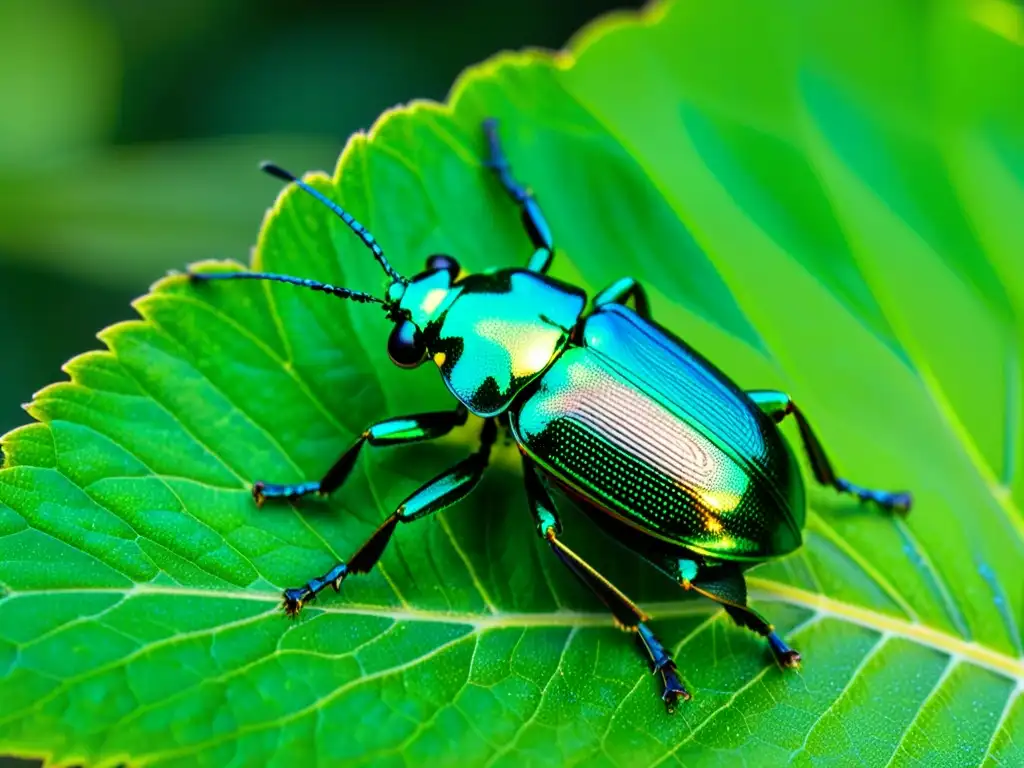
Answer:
190, 119, 912, 711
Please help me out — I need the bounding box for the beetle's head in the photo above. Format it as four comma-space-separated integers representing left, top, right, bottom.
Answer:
190, 163, 582, 416
188, 163, 462, 371
195, 162, 466, 372
382, 254, 461, 369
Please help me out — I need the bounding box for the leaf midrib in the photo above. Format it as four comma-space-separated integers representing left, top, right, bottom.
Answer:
9, 579, 1021, 681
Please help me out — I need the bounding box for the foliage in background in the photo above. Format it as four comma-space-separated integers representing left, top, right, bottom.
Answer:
1, 0, 1023, 765
0, 0, 634, 435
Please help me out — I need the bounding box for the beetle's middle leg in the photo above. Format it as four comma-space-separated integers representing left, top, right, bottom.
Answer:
482, 118, 554, 275
522, 457, 690, 711
282, 419, 496, 615
252, 405, 468, 505
747, 389, 912, 514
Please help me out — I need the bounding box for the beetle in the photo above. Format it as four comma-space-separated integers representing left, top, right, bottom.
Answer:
189, 119, 912, 710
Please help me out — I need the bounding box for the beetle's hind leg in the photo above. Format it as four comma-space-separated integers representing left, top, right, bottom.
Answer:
688, 565, 801, 669
522, 457, 690, 711
482, 118, 554, 274
252, 405, 467, 506
747, 390, 912, 514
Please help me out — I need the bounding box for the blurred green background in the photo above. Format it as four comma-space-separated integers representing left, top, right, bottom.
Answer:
0, 0, 641, 437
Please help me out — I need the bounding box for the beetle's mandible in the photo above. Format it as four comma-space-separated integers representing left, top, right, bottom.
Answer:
189, 119, 912, 710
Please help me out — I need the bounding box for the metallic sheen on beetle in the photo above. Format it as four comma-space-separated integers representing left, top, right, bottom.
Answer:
188, 119, 913, 711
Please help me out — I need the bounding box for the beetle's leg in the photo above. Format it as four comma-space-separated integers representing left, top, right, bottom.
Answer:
689, 564, 802, 669
282, 419, 496, 615
547, 531, 691, 711
593, 276, 651, 319
746, 389, 912, 515
482, 118, 554, 274
253, 405, 468, 505
522, 457, 690, 711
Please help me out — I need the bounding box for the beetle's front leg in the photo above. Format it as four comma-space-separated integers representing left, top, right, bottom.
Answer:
482, 118, 554, 274
593, 276, 651, 319
522, 457, 690, 711
747, 389, 912, 514
253, 405, 468, 505
283, 419, 496, 615
688, 564, 801, 668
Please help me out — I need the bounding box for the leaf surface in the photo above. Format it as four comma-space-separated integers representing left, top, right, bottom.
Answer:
2, 1, 1023, 765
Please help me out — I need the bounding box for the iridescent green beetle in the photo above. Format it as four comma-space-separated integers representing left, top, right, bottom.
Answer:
190, 119, 912, 710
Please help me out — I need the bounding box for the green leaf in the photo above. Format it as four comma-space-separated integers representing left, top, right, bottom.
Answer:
2, 0, 1023, 765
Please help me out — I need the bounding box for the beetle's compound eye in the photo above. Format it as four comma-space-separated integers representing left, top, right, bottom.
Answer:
387, 321, 427, 368
425, 254, 459, 279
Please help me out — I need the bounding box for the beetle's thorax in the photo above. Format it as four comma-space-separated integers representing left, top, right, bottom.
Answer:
393, 270, 457, 329
402, 267, 586, 417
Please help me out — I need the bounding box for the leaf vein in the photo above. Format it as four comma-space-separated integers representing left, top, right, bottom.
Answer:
881, 655, 959, 768
651, 613, 823, 765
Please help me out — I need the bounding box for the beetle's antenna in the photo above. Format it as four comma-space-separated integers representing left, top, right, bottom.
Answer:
261, 162, 403, 283
188, 270, 385, 305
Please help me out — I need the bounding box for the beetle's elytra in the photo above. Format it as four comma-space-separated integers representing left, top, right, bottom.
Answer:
189, 119, 912, 711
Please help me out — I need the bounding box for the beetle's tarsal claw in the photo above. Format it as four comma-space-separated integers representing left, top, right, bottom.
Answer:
663, 687, 691, 714
868, 488, 912, 515
888, 492, 913, 516
779, 650, 802, 668
635, 623, 689, 710
835, 479, 913, 516
282, 588, 308, 618
658, 661, 690, 713
768, 632, 801, 668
